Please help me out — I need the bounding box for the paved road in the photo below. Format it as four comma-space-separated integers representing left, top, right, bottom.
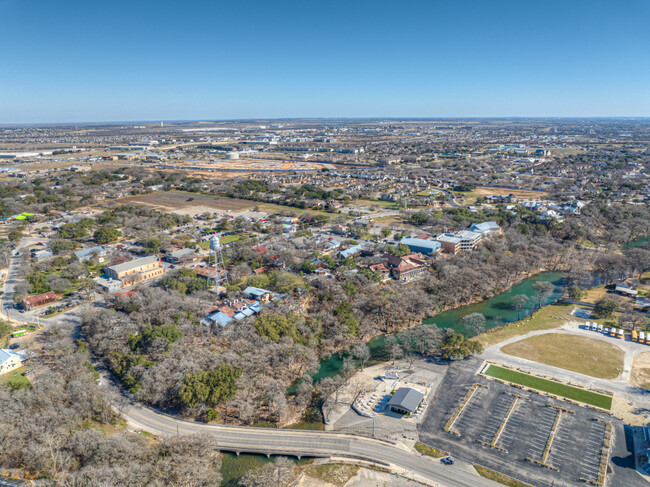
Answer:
119, 398, 500, 487
3, 237, 499, 486
1, 237, 46, 322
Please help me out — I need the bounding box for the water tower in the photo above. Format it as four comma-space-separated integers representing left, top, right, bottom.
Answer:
208, 235, 228, 289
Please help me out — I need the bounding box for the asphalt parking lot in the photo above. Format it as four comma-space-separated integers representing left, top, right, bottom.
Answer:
418, 357, 639, 487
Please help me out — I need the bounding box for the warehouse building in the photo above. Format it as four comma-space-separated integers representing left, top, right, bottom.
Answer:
400, 237, 441, 255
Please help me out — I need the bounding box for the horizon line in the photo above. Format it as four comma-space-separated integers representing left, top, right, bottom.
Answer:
2, 115, 650, 127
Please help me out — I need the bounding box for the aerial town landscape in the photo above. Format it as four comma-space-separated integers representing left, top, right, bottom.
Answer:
0, 117, 649, 487
1, 1, 649, 487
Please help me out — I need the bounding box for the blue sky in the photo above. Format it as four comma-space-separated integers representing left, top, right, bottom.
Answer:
1, 0, 649, 123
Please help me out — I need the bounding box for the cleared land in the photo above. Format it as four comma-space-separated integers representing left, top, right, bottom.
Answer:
476, 303, 577, 348
631, 351, 650, 389
306, 463, 360, 486
98, 191, 257, 212
501, 334, 625, 380
483, 364, 612, 410
452, 186, 548, 205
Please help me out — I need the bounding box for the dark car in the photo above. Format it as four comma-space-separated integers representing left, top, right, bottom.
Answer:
441, 457, 456, 465
9, 343, 20, 350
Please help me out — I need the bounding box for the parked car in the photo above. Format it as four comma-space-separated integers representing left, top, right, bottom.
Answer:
441, 457, 456, 465
9, 343, 20, 350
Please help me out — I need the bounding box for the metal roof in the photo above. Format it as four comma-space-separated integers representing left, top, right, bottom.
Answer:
387, 387, 424, 413
107, 255, 159, 273
401, 237, 441, 251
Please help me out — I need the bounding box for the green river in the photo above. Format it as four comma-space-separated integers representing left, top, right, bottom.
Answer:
221, 272, 567, 485
309, 271, 566, 383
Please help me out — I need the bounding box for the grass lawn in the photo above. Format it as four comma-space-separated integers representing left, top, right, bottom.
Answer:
306, 463, 359, 486
473, 465, 533, 487
581, 285, 610, 304
198, 233, 246, 249
501, 334, 625, 380
476, 303, 576, 348
414, 442, 447, 458
285, 420, 325, 431
483, 364, 612, 410
1, 366, 31, 389
352, 199, 396, 210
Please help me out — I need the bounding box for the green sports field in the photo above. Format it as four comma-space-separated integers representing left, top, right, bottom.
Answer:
483, 364, 612, 410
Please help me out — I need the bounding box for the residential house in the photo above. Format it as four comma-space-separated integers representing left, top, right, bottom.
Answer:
74, 246, 107, 262
242, 286, 274, 302
23, 291, 62, 310
0, 349, 22, 375
468, 221, 502, 236
339, 243, 366, 259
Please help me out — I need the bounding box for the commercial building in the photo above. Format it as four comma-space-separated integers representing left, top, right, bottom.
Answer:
400, 237, 441, 255
104, 255, 165, 288
23, 291, 62, 310
436, 234, 462, 254
387, 387, 424, 415
384, 253, 428, 281
437, 230, 483, 254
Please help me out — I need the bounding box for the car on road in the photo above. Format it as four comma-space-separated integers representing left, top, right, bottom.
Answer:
441, 457, 456, 465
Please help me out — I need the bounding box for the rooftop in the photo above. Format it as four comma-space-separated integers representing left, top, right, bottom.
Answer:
107, 255, 159, 273
387, 387, 424, 413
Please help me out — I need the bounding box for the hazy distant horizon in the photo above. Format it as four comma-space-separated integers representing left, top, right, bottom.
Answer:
2, 116, 650, 128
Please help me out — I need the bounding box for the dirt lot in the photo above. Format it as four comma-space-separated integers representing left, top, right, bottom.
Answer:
631, 351, 650, 389
473, 186, 548, 199
97, 191, 257, 213
500, 334, 625, 379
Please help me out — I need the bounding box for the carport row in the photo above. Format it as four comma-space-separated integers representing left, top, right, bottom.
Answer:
442, 382, 612, 484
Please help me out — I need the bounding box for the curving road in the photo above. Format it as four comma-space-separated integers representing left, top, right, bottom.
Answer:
3, 236, 496, 487
116, 396, 499, 487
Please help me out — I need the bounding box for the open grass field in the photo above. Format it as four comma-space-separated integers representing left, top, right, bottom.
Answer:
452, 186, 548, 205
98, 190, 257, 213
581, 285, 611, 304
483, 364, 612, 410
351, 199, 396, 209
476, 303, 576, 348
501, 334, 625, 380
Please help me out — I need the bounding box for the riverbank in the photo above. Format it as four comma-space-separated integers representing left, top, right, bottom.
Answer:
307, 272, 567, 386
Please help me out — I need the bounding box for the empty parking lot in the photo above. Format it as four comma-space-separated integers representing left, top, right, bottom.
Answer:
418, 358, 631, 487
